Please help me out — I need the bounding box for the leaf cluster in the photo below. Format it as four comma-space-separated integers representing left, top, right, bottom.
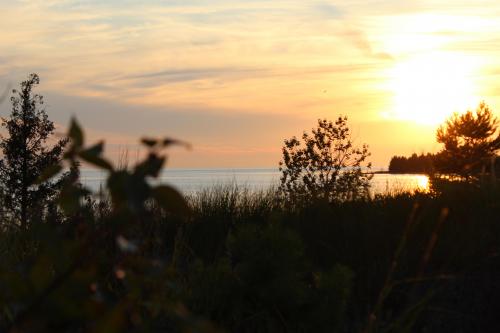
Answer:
0, 117, 204, 332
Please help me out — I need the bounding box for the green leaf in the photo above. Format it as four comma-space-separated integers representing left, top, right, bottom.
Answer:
36, 163, 63, 184
69, 118, 84, 148
152, 185, 190, 216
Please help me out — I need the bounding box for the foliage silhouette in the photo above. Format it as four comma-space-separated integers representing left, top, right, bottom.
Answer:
188, 223, 353, 333
0, 74, 68, 229
435, 102, 500, 178
0, 118, 210, 332
279, 117, 372, 201
388, 153, 436, 174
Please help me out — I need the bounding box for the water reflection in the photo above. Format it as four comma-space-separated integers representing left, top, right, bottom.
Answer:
80, 168, 431, 196
369, 173, 429, 196
417, 175, 430, 191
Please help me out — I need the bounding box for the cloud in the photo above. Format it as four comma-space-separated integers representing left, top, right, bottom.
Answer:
116, 63, 387, 89
120, 67, 269, 85
311, 2, 343, 19
3, 0, 500, 167
338, 28, 395, 60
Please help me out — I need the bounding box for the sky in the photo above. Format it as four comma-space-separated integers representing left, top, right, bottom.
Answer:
1, 0, 500, 168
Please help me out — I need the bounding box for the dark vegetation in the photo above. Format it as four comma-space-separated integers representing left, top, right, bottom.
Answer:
388, 102, 500, 177
435, 102, 500, 177
0, 74, 69, 229
388, 153, 435, 174
1, 74, 500, 332
279, 117, 371, 201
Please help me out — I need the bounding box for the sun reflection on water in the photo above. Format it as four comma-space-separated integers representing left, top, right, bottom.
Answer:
416, 175, 430, 192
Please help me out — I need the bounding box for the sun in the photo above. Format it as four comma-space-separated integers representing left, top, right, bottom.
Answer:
386, 52, 481, 125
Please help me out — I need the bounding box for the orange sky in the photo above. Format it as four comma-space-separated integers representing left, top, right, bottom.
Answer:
1, 1, 500, 168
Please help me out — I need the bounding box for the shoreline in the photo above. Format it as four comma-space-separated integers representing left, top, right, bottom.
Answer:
366, 170, 428, 175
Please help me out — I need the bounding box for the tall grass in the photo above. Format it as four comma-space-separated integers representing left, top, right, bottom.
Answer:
1, 179, 500, 332
179, 180, 500, 332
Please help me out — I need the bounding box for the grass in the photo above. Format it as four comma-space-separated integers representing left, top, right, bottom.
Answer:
1, 180, 500, 332
180, 181, 500, 332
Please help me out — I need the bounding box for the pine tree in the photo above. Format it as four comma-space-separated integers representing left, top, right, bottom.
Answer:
0, 74, 68, 229
435, 102, 500, 178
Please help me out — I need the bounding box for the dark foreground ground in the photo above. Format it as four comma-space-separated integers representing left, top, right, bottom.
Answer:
1, 178, 500, 332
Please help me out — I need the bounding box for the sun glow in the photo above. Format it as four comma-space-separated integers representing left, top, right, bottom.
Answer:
416, 175, 430, 192
387, 52, 481, 125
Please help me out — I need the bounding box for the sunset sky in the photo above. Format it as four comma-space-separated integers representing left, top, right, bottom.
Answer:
1, 0, 500, 168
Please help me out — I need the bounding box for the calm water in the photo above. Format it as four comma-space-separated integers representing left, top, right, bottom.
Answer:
80, 168, 429, 196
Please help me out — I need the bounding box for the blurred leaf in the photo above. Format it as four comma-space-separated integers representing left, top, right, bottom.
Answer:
58, 184, 90, 215
79, 142, 113, 170
30, 255, 53, 292
135, 153, 165, 178
107, 171, 130, 205
69, 118, 84, 148
141, 138, 158, 147
162, 138, 191, 150
36, 163, 62, 184
82, 141, 104, 156
152, 185, 190, 216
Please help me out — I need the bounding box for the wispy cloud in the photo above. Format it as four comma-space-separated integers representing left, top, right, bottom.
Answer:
1, 0, 500, 167
311, 1, 343, 19
121, 67, 269, 84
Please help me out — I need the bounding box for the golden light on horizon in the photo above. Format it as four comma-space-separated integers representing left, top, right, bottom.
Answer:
386, 52, 482, 125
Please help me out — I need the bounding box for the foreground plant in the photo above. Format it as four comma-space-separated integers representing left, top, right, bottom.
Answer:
0, 118, 217, 332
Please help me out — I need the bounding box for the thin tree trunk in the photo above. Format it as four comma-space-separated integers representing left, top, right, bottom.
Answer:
21, 97, 28, 230
21, 153, 27, 229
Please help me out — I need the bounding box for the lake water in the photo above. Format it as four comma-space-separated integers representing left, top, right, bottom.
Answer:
80, 168, 429, 196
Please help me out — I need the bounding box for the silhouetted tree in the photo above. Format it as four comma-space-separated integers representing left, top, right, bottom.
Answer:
0, 74, 68, 229
435, 102, 500, 178
279, 117, 372, 201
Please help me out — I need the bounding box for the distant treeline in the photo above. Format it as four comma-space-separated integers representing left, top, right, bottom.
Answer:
388, 153, 436, 174
389, 152, 500, 176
